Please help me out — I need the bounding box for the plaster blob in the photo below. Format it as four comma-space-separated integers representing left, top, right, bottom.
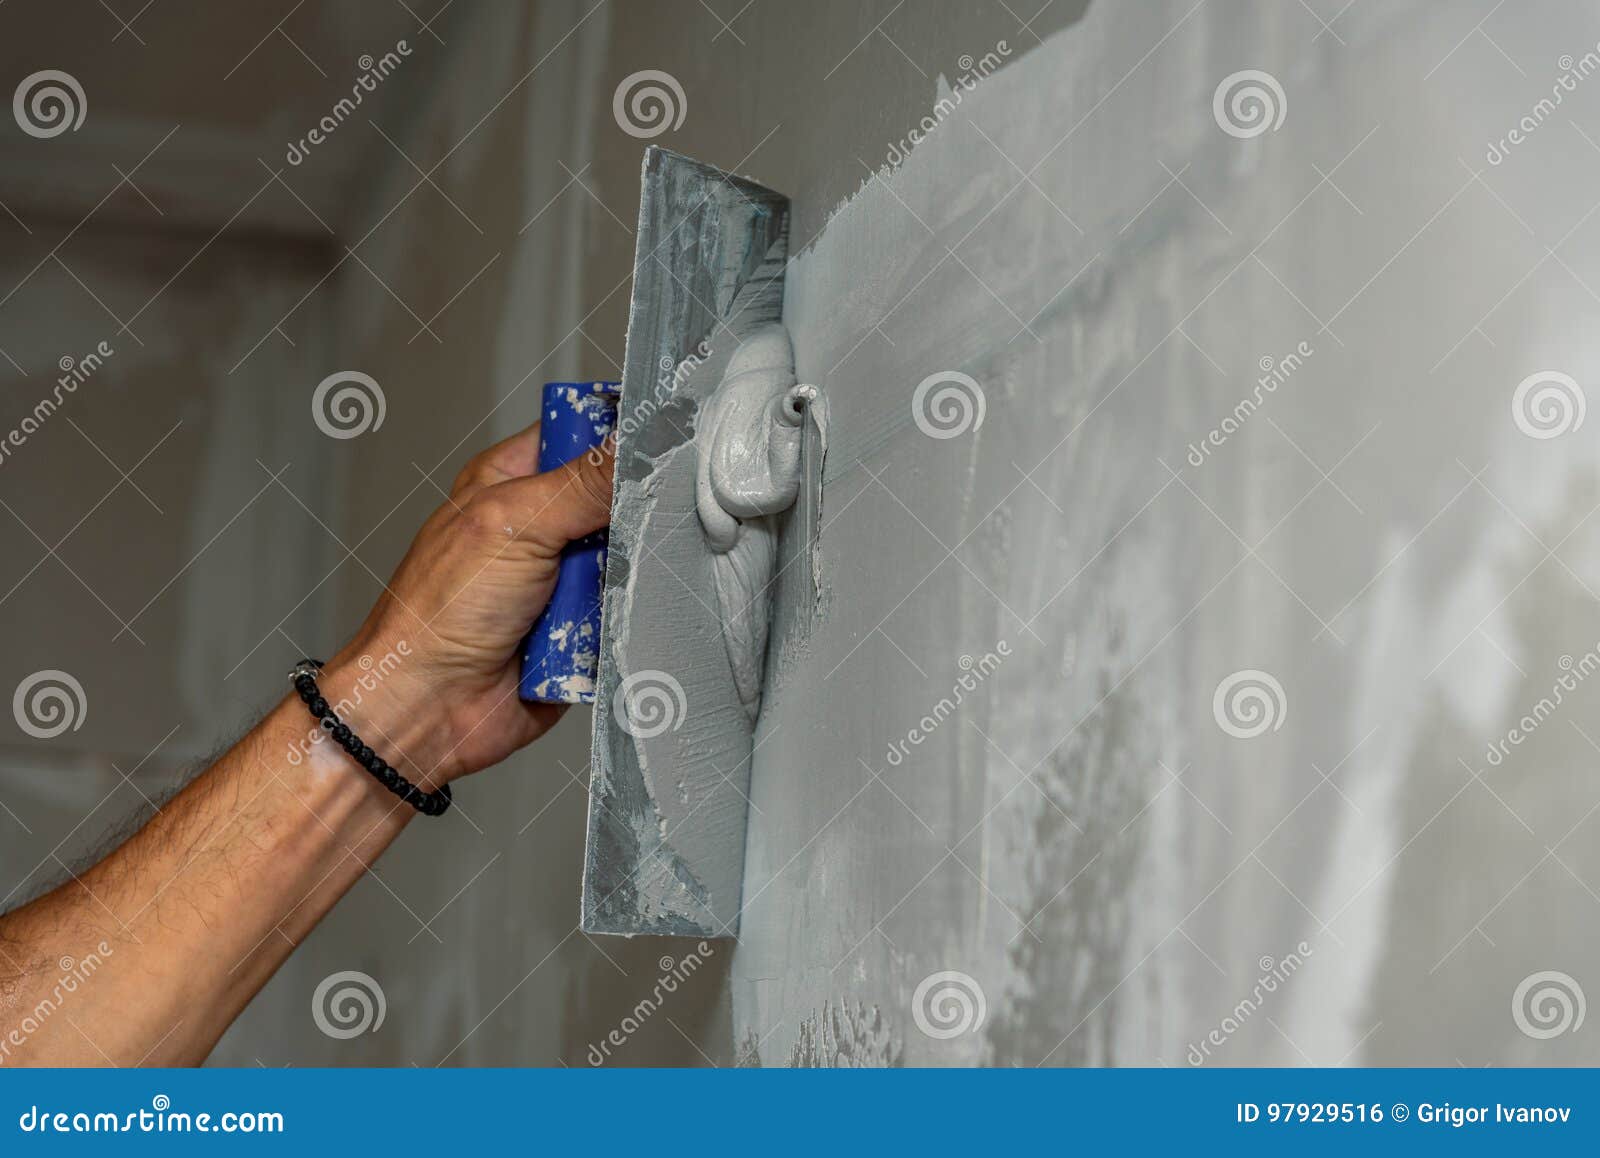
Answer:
695, 323, 817, 720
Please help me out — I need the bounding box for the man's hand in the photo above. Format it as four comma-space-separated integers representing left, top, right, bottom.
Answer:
0, 421, 615, 1066
322, 424, 615, 788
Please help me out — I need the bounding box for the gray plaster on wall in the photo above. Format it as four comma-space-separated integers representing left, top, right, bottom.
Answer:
728, 0, 1600, 1067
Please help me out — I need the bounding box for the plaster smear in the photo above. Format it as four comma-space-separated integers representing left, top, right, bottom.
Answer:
731, 0, 1600, 1068
696, 323, 818, 720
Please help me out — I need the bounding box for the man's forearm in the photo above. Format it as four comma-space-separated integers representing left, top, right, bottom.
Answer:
0, 425, 613, 1066
0, 650, 443, 1066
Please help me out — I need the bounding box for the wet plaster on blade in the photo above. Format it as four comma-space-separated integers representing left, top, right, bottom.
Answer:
695, 323, 817, 720
603, 332, 827, 933
608, 353, 746, 929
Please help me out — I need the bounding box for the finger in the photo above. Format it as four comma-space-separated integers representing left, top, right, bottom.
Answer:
468, 437, 615, 554
450, 421, 544, 499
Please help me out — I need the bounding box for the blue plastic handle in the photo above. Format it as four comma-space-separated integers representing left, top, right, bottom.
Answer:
518, 381, 619, 703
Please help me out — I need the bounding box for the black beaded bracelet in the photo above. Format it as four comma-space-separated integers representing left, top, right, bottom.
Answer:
288, 659, 452, 817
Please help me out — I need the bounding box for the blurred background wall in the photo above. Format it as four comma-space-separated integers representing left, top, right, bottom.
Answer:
5, 0, 1600, 1067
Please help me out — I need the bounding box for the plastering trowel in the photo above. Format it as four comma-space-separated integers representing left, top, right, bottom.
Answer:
579, 148, 821, 938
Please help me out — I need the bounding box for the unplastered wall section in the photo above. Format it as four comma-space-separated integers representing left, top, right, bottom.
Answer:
0, 223, 338, 920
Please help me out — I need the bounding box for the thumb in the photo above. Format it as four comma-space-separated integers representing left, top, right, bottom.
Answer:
472, 436, 615, 554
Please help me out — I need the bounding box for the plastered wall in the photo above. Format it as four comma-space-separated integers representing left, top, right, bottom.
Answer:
730, 0, 1600, 1066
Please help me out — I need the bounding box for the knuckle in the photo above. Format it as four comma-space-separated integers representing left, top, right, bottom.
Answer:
460, 493, 516, 539
451, 451, 494, 494
570, 462, 612, 511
